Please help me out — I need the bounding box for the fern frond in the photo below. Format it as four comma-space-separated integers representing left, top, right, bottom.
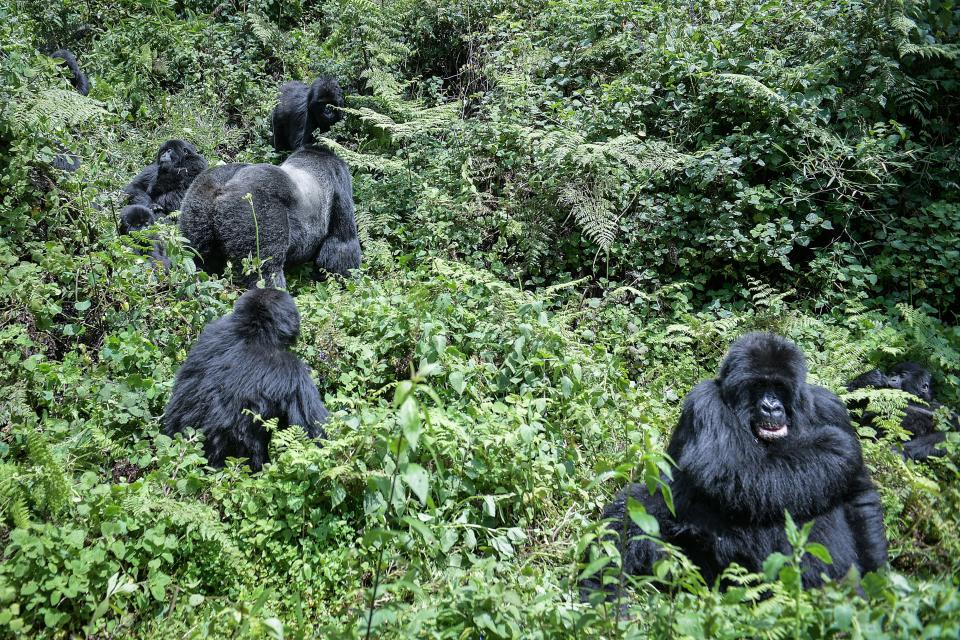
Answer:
6, 88, 106, 130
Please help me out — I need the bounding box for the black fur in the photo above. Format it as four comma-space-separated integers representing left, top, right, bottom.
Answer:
179, 147, 361, 287
119, 204, 170, 268
162, 288, 328, 470
270, 77, 344, 152
847, 361, 958, 460
124, 140, 208, 215
581, 333, 887, 599
50, 48, 89, 95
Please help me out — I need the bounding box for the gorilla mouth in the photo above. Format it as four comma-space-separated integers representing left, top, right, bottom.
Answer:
754, 420, 789, 441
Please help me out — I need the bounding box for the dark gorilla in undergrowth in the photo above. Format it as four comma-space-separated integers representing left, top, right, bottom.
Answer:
848, 361, 959, 460
124, 140, 208, 215
163, 288, 328, 470
118, 204, 170, 268
580, 332, 887, 600
270, 77, 344, 152
179, 147, 360, 287
50, 48, 89, 95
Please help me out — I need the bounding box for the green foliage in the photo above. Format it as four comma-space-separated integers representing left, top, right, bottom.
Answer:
0, 0, 958, 637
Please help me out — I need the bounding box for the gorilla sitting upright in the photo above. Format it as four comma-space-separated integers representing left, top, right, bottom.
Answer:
163, 288, 328, 470
270, 77, 344, 152
847, 361, 959, 460
580, 333, 888, 600
124, 140, 208, 215
179, 146, 361, 287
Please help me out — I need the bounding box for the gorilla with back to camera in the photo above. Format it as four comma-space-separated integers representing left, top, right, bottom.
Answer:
580, 333, 888, 600
179, 80, 359, 286
124, 140, 208, 215
270, 77, 344, 152
163, 288, 328, 470
847, 361, 959, 460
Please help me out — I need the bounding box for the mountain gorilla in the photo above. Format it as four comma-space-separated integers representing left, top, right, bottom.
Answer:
50, 48, 89, 95
163, 288, 328, 470
179, 147, 361, 287
580, 333, 887, 600
124, 140, 208, 215
847, 361, 959, 460
270, 77, 344, 152
118, 204, 170, 269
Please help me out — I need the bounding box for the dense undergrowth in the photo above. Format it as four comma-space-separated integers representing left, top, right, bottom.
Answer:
1, 0, 959, 637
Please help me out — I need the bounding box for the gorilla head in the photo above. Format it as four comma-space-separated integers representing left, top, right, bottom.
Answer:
152, 140, 206, 194
306, 77, 345, 138
887, 362, 933, 402
717, 332, 807, 442
119, 204, 158, 235
124, 139, 208, 215
232, 286, 300, 346
270, 77, 345, 152
119, 204, 170, 268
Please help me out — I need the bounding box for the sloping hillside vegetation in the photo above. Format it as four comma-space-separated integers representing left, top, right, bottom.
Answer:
1, 0, 959, 637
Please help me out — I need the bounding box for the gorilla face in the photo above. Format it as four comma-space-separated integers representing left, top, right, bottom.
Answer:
156, 140, 200, 177
119, 204, 158, 235
718, 333, 806, 443
750, 383, 791, 441
888, 362, 933, 402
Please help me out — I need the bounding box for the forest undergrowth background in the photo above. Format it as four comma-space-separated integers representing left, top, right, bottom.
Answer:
1, 0, 959, 637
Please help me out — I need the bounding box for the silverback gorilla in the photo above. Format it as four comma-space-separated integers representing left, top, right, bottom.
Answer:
848, 361, 959, 460
581, 333, 887, 599
178, 147, 361, 287
162, 288, 328, 470
124, 140, 208, 215
270, 77, 344, 152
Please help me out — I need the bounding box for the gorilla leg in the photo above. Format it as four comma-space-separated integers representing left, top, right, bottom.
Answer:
315, 191, 361, 276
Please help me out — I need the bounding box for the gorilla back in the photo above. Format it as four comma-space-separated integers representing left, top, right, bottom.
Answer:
179, 148, 361, 287
162, 288, 328, 470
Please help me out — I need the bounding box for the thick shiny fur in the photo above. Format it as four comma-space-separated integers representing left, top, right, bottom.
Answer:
581, 333, 887, 600
179, 148, 361, 287
119, 204, 170, 268
163, 289, 328, 470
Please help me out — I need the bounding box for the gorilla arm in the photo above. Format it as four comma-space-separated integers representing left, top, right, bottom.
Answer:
124, 165, 159, 209
286, 365, 329, 440
670, 381, 864, 523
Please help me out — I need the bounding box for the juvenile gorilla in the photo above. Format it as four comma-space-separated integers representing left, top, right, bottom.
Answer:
270, 77, 344, 152
848, 361, 959, 460
163, 288, 328, 470
581, 333, 887, 599
119, 204, 170, 268
179, 147, 361, 287
124, 140, 208, 215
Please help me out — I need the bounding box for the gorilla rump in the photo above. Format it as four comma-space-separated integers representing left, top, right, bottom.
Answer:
847, 361, 959, 460
124, 140, 208, 215
580, 333, 888, 599
271, 77, 344, 152
179, 147, 361, 287
162, 288, 328, 470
